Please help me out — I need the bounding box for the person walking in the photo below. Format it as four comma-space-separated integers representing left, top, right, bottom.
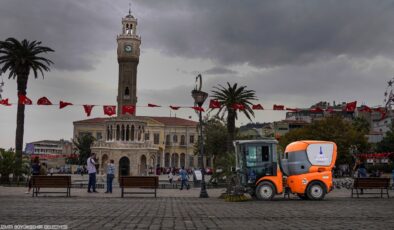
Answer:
26, 157, 41, 194
105, 159, 115, 194
179, 166, 190, 190
87, 153, 98, 193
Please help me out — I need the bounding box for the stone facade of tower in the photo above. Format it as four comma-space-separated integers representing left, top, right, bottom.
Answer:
116, 11, 141, 117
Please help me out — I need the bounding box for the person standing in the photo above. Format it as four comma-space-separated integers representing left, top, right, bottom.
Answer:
105, 159, 115, 194
26, 157, 41, 194
179, 166, 190, 190
87, 153, 98, 193
168, 169, 174, 184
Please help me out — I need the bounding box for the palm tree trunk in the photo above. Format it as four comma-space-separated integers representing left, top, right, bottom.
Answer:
226, 110, 236, 153
14, 73, 28, 173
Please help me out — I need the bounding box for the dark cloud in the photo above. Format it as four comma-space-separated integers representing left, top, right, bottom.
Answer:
137, 0, 394, 68
0, 0, 124, 71
203, 66, 237, 75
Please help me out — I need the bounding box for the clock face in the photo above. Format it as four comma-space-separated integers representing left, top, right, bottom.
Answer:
124, 44, 132, 53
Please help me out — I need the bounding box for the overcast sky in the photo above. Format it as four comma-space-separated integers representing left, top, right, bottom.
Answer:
1, 0, 394, 149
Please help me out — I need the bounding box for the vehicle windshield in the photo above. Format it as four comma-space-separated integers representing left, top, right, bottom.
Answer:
236, 143, 274, 169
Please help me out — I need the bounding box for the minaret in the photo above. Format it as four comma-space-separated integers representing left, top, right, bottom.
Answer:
116, 7, 141, 117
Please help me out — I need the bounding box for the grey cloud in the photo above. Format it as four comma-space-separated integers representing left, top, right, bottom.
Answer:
141, 56, 394, 108
0, 0, 126, 71
203, 66, 237, 75
136, 0, 394, 68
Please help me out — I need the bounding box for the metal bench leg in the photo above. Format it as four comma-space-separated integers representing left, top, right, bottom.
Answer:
356, 188, 359, 198
121, 187, 124, 198
155, 188, 157, 198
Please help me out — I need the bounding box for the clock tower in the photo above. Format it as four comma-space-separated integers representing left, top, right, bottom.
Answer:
116, 8, 141, 116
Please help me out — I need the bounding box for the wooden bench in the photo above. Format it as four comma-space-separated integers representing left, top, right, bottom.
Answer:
120, 176, 158, 198
32, 176, 71, 197
351, 178, 390, 198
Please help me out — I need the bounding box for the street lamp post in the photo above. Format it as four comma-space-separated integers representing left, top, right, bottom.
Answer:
191, 81, 209, 198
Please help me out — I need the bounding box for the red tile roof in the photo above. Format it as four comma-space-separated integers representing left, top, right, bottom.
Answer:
73, 116, 198, 127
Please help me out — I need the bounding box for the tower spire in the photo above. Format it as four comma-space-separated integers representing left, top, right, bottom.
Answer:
129, 2, 131, 15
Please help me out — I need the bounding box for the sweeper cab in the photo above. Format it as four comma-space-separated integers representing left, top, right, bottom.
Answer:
234, 140, 337, 200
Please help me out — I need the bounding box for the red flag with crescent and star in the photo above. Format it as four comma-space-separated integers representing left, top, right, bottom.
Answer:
18, 94, 32, 105
59, 101, 73, 109
0, 98, 11, 106
83, 105, 94, 117
122, 105, 135, 115
37, 97, 52, 105
103, 105, 116, 116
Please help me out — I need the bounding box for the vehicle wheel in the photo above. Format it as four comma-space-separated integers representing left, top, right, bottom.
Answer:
255, 181, 275, 201
297, 194, 309, 200
306, 181, 326, 200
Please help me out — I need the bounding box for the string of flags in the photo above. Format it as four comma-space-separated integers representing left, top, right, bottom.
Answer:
0, 95, 388, 119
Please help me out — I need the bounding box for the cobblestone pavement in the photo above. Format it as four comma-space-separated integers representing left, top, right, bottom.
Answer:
0, 186, 393, 229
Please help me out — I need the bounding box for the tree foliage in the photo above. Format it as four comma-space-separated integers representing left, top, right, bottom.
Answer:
0, 38, 54, 169
0, 149, 29, 183
376, 123, 394, 161
210, 82, 257, 152
73, 134, 95, 165
279, 116, 370, 164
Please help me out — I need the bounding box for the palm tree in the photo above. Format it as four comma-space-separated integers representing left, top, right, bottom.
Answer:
0, 38, 54, 170
211, 82, 257, 152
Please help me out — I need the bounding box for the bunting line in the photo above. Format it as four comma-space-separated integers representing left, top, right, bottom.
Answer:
0, 97, 388, 119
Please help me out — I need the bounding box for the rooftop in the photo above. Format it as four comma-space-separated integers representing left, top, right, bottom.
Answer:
74, 116, 198, 127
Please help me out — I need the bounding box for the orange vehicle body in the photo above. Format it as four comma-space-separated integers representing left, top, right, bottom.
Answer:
256, 140, 337, 196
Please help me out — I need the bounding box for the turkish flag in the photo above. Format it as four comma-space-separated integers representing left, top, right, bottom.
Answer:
83, 105, 94, 117
122, 105, 135, 115
37, 97, 52, 105
103, 105, 116, 116
231, 103, 245, 110
0, 98, 11, 106
310, 107, 323, 113
326, 107, 334, 113
192, 106, 205, 112
359, 105, 372, 113
344, 101, 357, 112
273, 104, 284, 110
170, 105, 180, 110
209, 100, 221, 109
18, 94, 32, 105
286, 108, 300, 112
59, 101, 73, 109
252, 104, 264, 110
148, 103, 161, 107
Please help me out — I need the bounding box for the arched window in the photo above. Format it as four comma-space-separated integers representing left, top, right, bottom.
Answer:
116, 125, 120, 141
125, 87, 130, 96
126, 125, 130, 141
173, 135, 178, 143
180, 135, 186, 145
164, 153, 170, 168
131, 125, 135, 141
121, 125, 125, 141
107, 126, 110, 141
166, 135, 170, 145
180, 153, 186, 167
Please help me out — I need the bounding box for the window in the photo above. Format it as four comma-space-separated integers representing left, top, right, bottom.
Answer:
153, 133, 160, 145
173, 135, 178, 143
145, 133, 150, 141
246, 145, 270, 167
96, 132, 102, 140
180, 135, 186, 145
189, 135, 195, 144
166, 135, 171, 145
